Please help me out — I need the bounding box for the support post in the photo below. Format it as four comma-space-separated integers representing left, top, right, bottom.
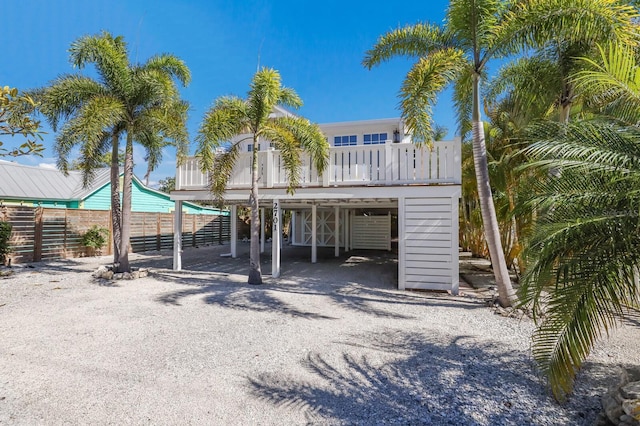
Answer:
344, 209, 350, 252
334, 205, 340, 258
260, 208, 265, 254
398, 197, 405, 290
291, 211, 296, 245
173, 201, 182, 271
272, 200, 281, 277
450, 196, 460, 295
311, 204, 317, 263
230, 204, 237, 258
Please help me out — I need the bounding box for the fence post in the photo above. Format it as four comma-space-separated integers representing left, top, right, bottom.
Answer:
107, 210, 113, 256
63, 209, 68, 258
33, 207, 43, 262
218, 214, 223, 245
156, 214, 161, 251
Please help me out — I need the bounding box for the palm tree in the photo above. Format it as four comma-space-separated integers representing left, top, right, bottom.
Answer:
196, 68, 329, 285
520, 43, 640, 401
37, 32, 190, 272
363, 0, 515, 306
363, 0, 638, 307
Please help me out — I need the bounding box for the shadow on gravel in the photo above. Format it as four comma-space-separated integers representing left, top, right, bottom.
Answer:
151, 265, 484, 320
247, 329, 608, 425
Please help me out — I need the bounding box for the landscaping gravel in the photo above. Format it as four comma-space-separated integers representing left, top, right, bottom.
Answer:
0, 244, 638, 425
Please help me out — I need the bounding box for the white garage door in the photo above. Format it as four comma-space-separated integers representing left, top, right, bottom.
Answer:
351, 214, 391, 251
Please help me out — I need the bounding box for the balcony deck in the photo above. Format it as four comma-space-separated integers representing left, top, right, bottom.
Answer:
176, 139, 461, 191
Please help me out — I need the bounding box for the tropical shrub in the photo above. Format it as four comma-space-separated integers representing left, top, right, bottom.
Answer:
0, 221, 11, 265
81, 225, 109, 256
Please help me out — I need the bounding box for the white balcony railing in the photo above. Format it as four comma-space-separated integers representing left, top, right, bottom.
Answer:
176, 140, 461, 191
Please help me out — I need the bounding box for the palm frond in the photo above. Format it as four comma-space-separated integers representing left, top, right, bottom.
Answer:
363, 22, 454, 69
519, 118, 640, 400
498, 0, 639, 52
196, 96, 249, 172
69, 31, 133, 98
248, 68, 283, 130
574, 43, 640, 126
35, 75, 107, 131
144, 53, 191, 86
400, 47, 468, 144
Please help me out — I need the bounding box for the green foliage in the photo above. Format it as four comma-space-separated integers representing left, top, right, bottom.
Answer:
81, 226, 109, 250
0, 221, 12, 265
196, 67, 329, 284
518, 44, 640, 401
37, 31, 191, 272
158, 177, 175, 193
0, 86, 45, 157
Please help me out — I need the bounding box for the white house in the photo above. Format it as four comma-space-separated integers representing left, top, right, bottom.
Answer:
171, 107, 462, 293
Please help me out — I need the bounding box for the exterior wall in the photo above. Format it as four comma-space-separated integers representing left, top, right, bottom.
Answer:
321, 118, 410, 146
82, 179, 222, 215
0, 199, 73, 208
399, 196, 459, 292
232, 118, 411, 153
81, 183, 111, 210
350, 213, 391, 251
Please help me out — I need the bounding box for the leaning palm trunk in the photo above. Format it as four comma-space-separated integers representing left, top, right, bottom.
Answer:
471, 74, 517, 307
110, 133, 122, 264
117, 134, 134, 273
248, 136, 262, 284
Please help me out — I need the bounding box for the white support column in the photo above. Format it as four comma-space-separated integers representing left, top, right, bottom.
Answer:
291, 211, 297, 245
334, 206, 340, 257
344, 209, 350, 252
398, 197, 405, 290
173, 200, 183, 271
450, 196, 460, 295
260, 208, 265, 254
230, 204, 237, 258
311, 204, 317, 263
272, 199, 281, 277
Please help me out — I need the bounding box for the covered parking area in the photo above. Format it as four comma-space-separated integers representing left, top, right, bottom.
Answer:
171, 185, 460, 293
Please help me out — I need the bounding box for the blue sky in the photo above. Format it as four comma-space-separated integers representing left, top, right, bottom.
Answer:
2, 0, 459, 187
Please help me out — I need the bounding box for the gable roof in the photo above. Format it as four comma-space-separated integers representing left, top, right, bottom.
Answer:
0, 160, 111, 201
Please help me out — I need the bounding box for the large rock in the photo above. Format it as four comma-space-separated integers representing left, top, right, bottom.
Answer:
601, 368, 640, 425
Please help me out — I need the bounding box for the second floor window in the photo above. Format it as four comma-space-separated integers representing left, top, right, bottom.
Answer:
334, 135, 357, 146
247, 144, 261, 152
363, 133, 388, 145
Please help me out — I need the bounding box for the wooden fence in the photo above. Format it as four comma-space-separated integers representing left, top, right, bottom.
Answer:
0, 206, 233, 264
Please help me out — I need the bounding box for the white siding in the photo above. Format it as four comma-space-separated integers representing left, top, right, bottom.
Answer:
400, 197, 458, 292
351, 214, 391, 250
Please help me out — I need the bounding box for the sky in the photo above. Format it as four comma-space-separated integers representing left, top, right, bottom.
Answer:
2, 0, 460, 187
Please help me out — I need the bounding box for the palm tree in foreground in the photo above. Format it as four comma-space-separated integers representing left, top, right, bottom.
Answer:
37, 32, 190, 272
363, 0, 515, 305
363, 0, 638, 307
196, 68, 329, 285
520, 44, 640, 401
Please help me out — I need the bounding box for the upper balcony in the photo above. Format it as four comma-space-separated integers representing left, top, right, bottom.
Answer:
175, 139, 461, 191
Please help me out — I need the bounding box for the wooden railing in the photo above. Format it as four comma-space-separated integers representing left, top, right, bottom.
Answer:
176, 140, 461, 190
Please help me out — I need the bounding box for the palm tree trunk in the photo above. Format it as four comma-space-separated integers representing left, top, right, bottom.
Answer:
471, 72, 517, 307
248, 136, 262, 284
110, 132, 122, 265
117, 131, 134, 273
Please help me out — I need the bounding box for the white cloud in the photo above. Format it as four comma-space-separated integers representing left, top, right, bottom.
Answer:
38, 162, 58, 170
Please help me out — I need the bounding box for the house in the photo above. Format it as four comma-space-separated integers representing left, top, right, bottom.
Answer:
0, 160, 222, 215
171, 110, 461, 293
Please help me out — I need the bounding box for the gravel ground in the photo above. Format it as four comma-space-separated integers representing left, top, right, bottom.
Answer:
0, 244, 638, 425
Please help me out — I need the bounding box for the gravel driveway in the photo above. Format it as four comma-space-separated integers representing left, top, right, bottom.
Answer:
0, 244, 638, 425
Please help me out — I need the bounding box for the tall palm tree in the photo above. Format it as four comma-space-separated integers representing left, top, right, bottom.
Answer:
37, 32, 190, 272
196, 68, 329, 285
363, 0, 638, 307
520, 43, 640, 401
